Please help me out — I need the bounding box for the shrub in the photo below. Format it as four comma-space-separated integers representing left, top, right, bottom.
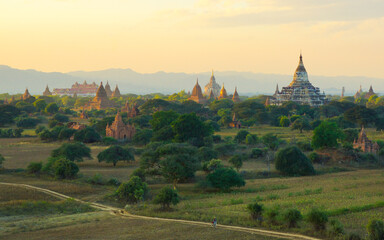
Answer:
329, 219, 344, 236
107, 177, 121, 186
245, 134, 258, 145
283, 208, 302, 228
359, 153, 378, 163
45, 102, 59, 114
206, 167, 245, 191
48, 119, 59, 128
229, 154, 244, 172
35, 125, 46, 134
102, 137, 118, 145
345, 233, 362, 240
247, 202, 263, 221
308, 152, 321, 163
52, 113, 69, 123
87, 173, 105, 185
367, 219, 384, 240
307, 208, 328, 231
234, 130, 250, 143
212, 135, 221, 143
131, 168, 146, 181
27, 162, 42, 174
16, 118, 39, 129
116, 176, 148, 204
197, 146, 218, 162
153, 186, 180, 209
202, 159, 224, 174
275, 146, 315, 176
214, 142, 236, 157
296, 141, 313, 151
74, 127, 101, 143
53, 158, 79, 179
265, 205, 280, 225
0, 154, 5, 168
250, 148, 267, 158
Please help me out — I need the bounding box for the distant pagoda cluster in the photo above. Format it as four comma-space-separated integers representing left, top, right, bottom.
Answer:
267, 54, 328, 107
354, 85, 376, 99
188, 71, 241, 104
52, 81, 98, 96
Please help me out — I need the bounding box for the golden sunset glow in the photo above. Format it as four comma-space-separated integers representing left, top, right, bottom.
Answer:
1, 0, 384, 78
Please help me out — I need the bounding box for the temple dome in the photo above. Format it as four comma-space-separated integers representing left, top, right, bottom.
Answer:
289, 54, 312, 87
204, 70, 221, 96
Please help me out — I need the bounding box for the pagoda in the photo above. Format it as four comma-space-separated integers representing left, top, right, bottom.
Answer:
22, 88, 32, 100
86, 82, 115, 110
364, 85, 376, 99
229, 113, 241, 128
43, 85, 52, 96
189, 79, 206, 104
218, 84, 228, 100
123, 101, 140, 118
208, 89, 216, 100
354, 85, 363, 99
204, 70, 221, 97
104, 81, 112, 98
232, 87, 240, 103
106, 112, 136, 141
353, 127, 379, 154
111, 85, 121, 98
270, 54, 327, 107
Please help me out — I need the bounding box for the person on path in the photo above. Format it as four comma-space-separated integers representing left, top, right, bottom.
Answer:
212, 217, 217, 228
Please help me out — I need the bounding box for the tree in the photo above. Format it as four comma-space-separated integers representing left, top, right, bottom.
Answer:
291, 117, 312, 133
279, 116, 290, 127
275, 146, 315, 176
16, 118, 39, 129
0, 154, 5, 168
27, 162, 43, 174
132, 129, 153, 146
171, 113, 213, 147
342, 128, 359, 143
344, 105, 377, 127
33, 99, 47, 111
262, 133, 281, 150
116, 176, 148, 203
58, 128, 76, 140
245, 134, 258, 145
217, 108, 232, 127
74, 127, 101, 143
234, 130, 250, 143
283, 208, 302, 228
229, 155, 243, 172
202, 159, 224, 174
209, 99, 234, 113
150, 110, 179, 131
45, 102, 59, 114
247, 202, 263, 221
51, 142, 91, 162
53, 158, 79, 179
153, 186, 180, 209
0, 105, 20, 126
307, 208, 328, 231
53, 113, 69, 123
197, 146, 218, 162
206, 167, 245, 191
367, 219, 384, 240
97, 145, 135, 167
312, 121, 343, 149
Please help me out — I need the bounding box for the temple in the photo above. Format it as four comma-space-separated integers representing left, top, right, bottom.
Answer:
85, 82, 115, 110
354, 85, 363, 99
364, 85, 376, 99
232, 87, 240, 103
204, 70, 221, 97
22, 88, 32, 100
229, 113, 241, 128
269, 54, 327, 107
353, 127, 379, 154
104, 81, 112, 97
106, 112, 136, 141
189, 79, 207, 104
218, 84, 228, 100
123, 101, 140, 118
53, 81, 98, 96
111, 85, 122, 98
43, 85, 52, 96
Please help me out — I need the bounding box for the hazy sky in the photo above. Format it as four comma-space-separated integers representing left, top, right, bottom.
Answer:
1, 0, 384, 78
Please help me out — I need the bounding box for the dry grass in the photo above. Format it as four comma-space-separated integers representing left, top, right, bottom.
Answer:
0, 185, 60, 202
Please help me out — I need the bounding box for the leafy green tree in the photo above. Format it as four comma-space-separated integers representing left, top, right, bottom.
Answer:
58, 128, 76, 140
33, 99, 47, 111
0, 154, 5, 168
150, 110, 179, 131
53, 113, 69, 123
312, 121, 343, 149
209, 99, 234, 113
45, 102, 59, 114
367, 219, 384, 240
16, 118, 39, 129
245, 134, 258, 145
151, 125, 174, 142
342, 128, 359, 143
97, 145, 135, 167
74, 127, 101, 143
214, 142, 237, 157
229, 154, 243, 172
153, 186, 180, 209
51, 142, 91, 162
53, 158, 79, 179
291, 117, 312, 133
27, 162, 43, 174
206, 167, 245, 191
279, 116, 290, 127
247, 202, 263, 221
262, 133, 281, 151
202, 159, 223, 174
132, 129, 153, 146
250, 148, 267, 158
217, 108, 232, 127
116, 176, 148, 203
171, 113, 213, 147
283, 208, 302, 228
197, 146, 218, 162
234, 130, 250, 143
307, 208, 328, 231
35, 125, 46, 134
344, 105, 377, 127
275, 146, 315, 176
0, 105, 20, 126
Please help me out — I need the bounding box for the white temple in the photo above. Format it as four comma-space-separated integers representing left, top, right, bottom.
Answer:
204, 70, 221, 97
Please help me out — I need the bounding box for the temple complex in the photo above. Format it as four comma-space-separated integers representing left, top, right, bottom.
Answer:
106, 112, 136, 141
85, 82, 115, 110
204, 70, 221, 97
53, 81, 98, 96
208, 89, 216, 100
364, 85, 376, 99
189, 79, 207, 104
104, 81, 112, 97
269, 54, 327, 107
232, 87, 240, 103
218, 84, 228, 100
353, 127, 379, 154
111, 85, 122, 98
22, 88, 32, 100
123, 101, 140, 118
43, 85, 52, 96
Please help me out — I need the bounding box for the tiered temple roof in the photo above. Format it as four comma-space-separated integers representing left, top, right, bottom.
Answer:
111, 85, 121, 98
43, 85, 52, 96
364, 85, 376, 99
106, 112, 136, 141
218, 84, 228, 100
232, 87, 240, 103
104, 81, 112, 97
353, 127, 379, 154
189, 79, 207, 104
22, 88, 32, 100
86, 82, 115, 110
204, 70, 221, 97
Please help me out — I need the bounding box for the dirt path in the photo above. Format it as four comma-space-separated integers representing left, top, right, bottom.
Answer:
0, 182, 321, 240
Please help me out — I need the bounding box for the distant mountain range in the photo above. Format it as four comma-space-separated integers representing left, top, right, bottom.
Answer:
0, 65, 382, 96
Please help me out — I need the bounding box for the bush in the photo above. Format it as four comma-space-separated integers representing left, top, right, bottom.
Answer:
51, 142, 91, 162
214, 142, 236, 157
250, 148, 267, 159
329, 219, 344, 236
131, 168, 146, 182
247, 202, 263, 221
234, 130, 250, 143
367, 219, 384, 240
35, 125, 46, 134
0, 154, 5, 168
212, 135, 221, 143
116, 176, 148, 204
52, 113, 69, 123
345, 233, 362, 240
296, 141, 313, 151
27, 162, 42, 174
359, 153, 378, 163
48, 119, 59, 128
74, 127, 101, 143
45, 102, 59, 114
197, 146, 218, 162
308, 152, 321, 163
202, 159, 223, 174
307, 208, 328, 231
275, 146, 315, 176
283, 208, 302, 228
87, 173, 105, 185
107, 177, 121, 186
245, 134, 258, 145
53, 158, 79, 179
153, 186, 180, 209
16, 118, 39, 129
229, 154, 243, 172
265, 205, 280, 225
206, 167, 245, 191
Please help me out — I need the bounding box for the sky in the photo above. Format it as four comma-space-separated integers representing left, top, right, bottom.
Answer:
1, 0, 384, 78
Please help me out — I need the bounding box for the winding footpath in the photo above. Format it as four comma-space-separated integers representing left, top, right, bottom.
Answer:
0, 182, 321, 240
